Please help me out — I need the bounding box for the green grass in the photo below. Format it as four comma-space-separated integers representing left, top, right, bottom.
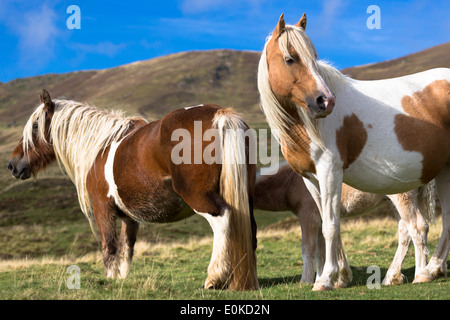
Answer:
1, 147, 448, 300
0, 212, 448, 300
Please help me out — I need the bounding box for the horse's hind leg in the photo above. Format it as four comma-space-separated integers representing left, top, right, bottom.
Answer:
196, 203, 232, 289
415, 166, 450, 282
382, 218, 411, 285
184, 191, 232, 289
388, 191, 429, 282
117, 217, 139, 279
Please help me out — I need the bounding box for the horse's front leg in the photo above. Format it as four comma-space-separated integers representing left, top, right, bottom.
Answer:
92, 201, 119, 278
296, 201, 321, 284
117, 217, 139, 279
313, 164, 344, 291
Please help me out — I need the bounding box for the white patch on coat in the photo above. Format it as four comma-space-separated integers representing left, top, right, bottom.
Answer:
195, 209, 231, 284
105, 137, 132, 214
184, 104, 204, 110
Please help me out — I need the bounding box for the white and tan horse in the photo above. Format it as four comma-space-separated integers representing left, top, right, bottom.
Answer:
254, 163, 435, 285
258, 13, 450, 290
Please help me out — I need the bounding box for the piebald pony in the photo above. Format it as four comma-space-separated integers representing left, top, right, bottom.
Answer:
258, 13, 450, 290
8, 90, 259, 291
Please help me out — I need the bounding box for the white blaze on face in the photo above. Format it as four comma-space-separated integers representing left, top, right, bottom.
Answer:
312, 70, 334, 99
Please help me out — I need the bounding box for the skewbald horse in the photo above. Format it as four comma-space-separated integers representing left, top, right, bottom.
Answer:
254, 163, 436, 286
258, 13, 450, 290
8, 90, 259, 291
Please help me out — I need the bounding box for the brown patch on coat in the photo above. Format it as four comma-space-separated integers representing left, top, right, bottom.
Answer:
282, 123, 316, 176
395, 80, 450, 183
336, 113, 368, 169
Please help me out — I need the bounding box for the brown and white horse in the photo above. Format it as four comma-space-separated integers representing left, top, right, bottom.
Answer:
8, 90, 259, 291
254, 163, 435, 286
258, 13, 450, 290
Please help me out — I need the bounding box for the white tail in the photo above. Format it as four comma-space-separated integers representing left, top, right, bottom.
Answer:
417, 180, 437, 224
213, 109, 259, 290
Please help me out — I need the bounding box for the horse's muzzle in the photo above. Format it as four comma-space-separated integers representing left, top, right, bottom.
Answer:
307, 92, 336, 118
7, 159, 31, 180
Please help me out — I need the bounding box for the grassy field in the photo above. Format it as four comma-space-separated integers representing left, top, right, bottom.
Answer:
0, 187, 448, 300
0, 147, 449, 300
1, 46, 450, 301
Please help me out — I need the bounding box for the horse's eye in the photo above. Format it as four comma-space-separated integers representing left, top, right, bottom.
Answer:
285, 57, 295, 65
32, 123, 38, 131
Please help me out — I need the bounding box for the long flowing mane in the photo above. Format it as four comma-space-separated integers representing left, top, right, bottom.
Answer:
257, 24, 351, 148
23, 100, 147, 232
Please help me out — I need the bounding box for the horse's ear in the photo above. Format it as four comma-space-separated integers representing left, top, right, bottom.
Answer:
274, 13, 285, 39
295, 13, 307, 30
40, 89, 55, 114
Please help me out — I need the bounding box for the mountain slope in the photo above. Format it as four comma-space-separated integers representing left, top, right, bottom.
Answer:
2, 43, 450, 134
0, 50, 264, 129
341, 42, 450, 80
0, 44, 449, 262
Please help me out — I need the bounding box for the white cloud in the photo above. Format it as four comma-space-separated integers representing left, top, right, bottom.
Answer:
2, 3, 62, 71
317, 0, 346, 34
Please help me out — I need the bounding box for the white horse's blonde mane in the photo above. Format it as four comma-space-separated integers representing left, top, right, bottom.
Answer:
258, 24, 350, 149
23, 100, 147, 233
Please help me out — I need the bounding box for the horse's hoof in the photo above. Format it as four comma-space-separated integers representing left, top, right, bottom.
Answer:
334, 282, 349, 289
204, 279, 216, 290
413, 275, 432, 284
204, 278, 228, 290
312, 283, 334, 291
382, 273, 406, 286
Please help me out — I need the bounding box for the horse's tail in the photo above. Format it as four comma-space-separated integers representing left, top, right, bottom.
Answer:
213, 108, 259, 290
417, 180, 436, 224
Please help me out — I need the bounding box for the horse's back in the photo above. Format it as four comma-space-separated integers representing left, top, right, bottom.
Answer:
350, 68, 450, 107
160, 104, 222, 130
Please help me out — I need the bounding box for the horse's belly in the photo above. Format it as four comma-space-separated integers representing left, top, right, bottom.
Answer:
342, 149, 424, 194
116, 177, 195, 223
131, 193, 195, 223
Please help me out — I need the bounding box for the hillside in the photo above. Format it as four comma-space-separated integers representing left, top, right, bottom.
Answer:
341, 42, 450, 80
0, 50, 263, 131
1, 43, 450, 150
0, 44, 449, 262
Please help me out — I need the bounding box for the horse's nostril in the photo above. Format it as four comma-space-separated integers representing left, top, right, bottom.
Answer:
316, 95, 326, 110
7, 161, 13, 172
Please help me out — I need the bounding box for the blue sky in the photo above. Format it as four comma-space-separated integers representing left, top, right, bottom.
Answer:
0, 0, 448, 82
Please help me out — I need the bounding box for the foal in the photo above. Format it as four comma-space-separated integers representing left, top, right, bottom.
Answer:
254, 163, 435, 286
8, 90, 259, 290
